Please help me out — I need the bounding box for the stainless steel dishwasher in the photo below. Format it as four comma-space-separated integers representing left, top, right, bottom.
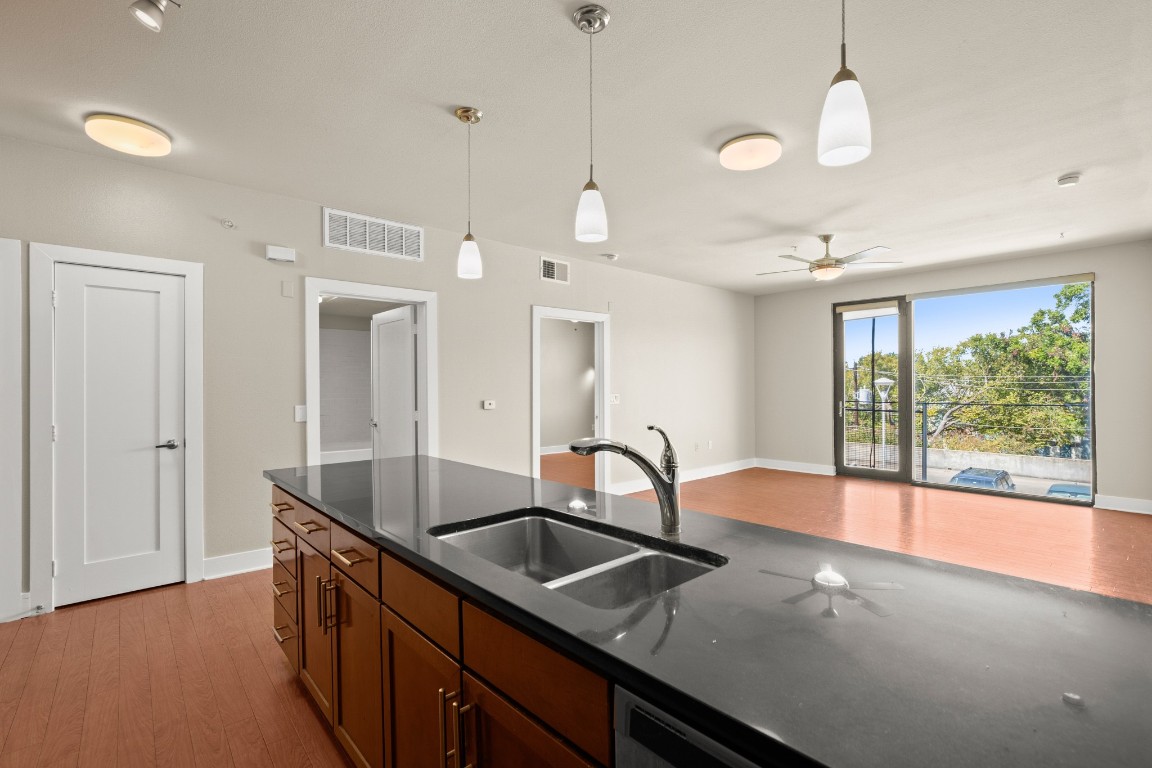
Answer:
614, 687, 760, 768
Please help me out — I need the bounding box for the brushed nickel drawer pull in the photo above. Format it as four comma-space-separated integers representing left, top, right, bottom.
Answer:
332, 548, 370, 567
273, 625, 294, 644
272, 581, 293, 599
293, 519, 325, 535
269, 502, 293, 513
270, 539, 294, 553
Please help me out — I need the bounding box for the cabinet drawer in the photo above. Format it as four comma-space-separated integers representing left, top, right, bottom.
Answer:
273, 598, 299, 673
380, 553, 460, 658
272, 559, 297, 623
330, 524, 380, 599
290, 502, 332, 554
270, 486, 297, 526
271, 517, 297, 577
462, 603, 610, 766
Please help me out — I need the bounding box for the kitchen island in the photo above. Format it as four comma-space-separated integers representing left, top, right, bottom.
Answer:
265, 457, 1152, 767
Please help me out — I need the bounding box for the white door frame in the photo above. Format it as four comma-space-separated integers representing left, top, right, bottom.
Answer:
305, 278, 439, 466
531, 306, 611, 490
29, 243, 205, 613
0, 240, 25, 621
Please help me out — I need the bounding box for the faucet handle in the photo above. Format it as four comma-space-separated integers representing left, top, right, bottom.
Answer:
646, 425, 678, 471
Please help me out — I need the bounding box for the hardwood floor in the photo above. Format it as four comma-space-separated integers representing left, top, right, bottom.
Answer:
540, 453, 595, 490
631, 468, 1152, 605
0, 572, 350, 768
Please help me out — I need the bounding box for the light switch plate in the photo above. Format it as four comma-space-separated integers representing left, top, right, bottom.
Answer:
294, 405, 307, 422
281, 280, 295, 298
609, 394, 621, 405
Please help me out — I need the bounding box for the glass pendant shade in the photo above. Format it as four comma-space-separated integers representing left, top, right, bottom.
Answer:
810, 263, 846, 281
818, 70, 871, 167
575, 181, 608, 243
457, 234, 482, 279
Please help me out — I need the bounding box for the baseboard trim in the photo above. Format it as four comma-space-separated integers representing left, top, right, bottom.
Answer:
754, 458, 837, 476
607, 459, 756, 496
204, 547, 272, 580
0, 593, 35, 624
1094, 495, 1152, 516
540, 445, 571, 455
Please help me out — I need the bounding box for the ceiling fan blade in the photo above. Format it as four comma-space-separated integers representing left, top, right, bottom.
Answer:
844, 590, 892, 617
846, 261, 902, 269
782, 588, 820, 605
754, 268, 808, 276
839, 246, 892, 264
850, 581, 904, 591
776, 253, 814, 264
758, 569, 811, 583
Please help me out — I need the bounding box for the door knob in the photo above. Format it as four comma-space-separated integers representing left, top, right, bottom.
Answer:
155, 439, 179, 449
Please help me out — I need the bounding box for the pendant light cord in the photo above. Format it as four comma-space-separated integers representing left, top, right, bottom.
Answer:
466, 121, 472, 235
588, 31, 595, 182
840, 0, 847, 68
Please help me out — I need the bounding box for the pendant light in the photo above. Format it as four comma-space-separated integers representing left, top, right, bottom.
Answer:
455, 107, 483, 280
573, 5, 610, 243
817, 0, 871, 167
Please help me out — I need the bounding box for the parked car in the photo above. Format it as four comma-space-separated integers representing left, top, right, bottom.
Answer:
1045, 483, 1092, 501
948, 467, 1017, 492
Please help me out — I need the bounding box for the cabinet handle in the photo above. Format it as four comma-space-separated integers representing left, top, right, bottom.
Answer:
269, 502, 293, 513
438, 688, 460, 767
271, 581, 292, 599
293, 519, 325, 535
270, 539, 294, 553
272, 624, 294, 644
453, 701, 475, 768
323, 580, 338, 633
331, 547, 370, 567
315, 576, 324, 629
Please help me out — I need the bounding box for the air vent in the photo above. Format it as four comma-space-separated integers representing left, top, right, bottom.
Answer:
540, 257, 570, 284
323, 207, 423, 262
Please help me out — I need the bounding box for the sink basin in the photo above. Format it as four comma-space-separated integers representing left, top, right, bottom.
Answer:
550, 552, 716, 609
429, 508, 727, 609
433, 515, 640, 583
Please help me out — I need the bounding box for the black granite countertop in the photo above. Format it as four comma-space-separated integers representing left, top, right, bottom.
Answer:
264, 457, 1152, 768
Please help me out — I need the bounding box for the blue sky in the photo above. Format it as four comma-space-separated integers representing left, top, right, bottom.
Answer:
844, 284, 1065, 364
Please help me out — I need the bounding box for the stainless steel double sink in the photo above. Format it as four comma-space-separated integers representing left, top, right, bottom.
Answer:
428, 510, 727, 610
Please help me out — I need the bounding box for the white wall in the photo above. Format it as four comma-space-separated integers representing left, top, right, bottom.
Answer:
0, 136, 756, 574
318, 328, 371, 451
540, 319, 595, 448
754, 240, 1152, 507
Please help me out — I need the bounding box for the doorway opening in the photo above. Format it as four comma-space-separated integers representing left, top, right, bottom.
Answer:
305, 278, 438, 467
531, 306, 610, 491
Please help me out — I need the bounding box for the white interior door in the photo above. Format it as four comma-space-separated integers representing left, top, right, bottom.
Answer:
53, 263, 185, 606
370, 306, 417, 458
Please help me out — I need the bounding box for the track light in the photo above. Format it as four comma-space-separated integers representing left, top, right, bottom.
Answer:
130, 0, 180, 33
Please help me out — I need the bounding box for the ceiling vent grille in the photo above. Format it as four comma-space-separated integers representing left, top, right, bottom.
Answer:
540, 257, 570, 284
323, 207, 423, 261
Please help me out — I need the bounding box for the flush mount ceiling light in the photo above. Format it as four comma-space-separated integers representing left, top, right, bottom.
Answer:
455, 107, 483, 280
130, 0, 181, 32
817, 0, 871, 167
83, 114, 172, 156
718, 134, 783, 171
573, 4, 610, 243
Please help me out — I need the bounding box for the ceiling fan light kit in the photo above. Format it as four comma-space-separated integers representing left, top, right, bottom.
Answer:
818, 0, 871, 166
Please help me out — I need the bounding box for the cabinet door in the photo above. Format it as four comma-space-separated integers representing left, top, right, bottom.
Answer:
299, 539, 334, 724
381, 606, 462, 768
460, 672, 596, 768
334, 571, 384, 768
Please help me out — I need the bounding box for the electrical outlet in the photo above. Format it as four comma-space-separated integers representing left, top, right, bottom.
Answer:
294, 405, 307, 422
482, 400, 496, 410
609, 394, 621, 405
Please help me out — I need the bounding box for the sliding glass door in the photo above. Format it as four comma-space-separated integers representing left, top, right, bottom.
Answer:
833, 299, 913, 481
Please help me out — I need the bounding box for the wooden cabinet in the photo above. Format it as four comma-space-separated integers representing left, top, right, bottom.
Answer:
381, 605, 462, 768
460, 672, 596, 768
333, 570, 384, 768
271, 486, 612, 768
298, 538, 335, 724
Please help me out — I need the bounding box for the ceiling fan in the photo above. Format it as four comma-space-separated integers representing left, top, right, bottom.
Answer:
756, 234, 900, 281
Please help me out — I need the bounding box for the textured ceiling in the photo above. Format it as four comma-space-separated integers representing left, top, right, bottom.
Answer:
1, 0, 1149, 294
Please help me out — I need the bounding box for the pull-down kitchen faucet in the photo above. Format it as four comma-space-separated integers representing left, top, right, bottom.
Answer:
570, 425, 681, 538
